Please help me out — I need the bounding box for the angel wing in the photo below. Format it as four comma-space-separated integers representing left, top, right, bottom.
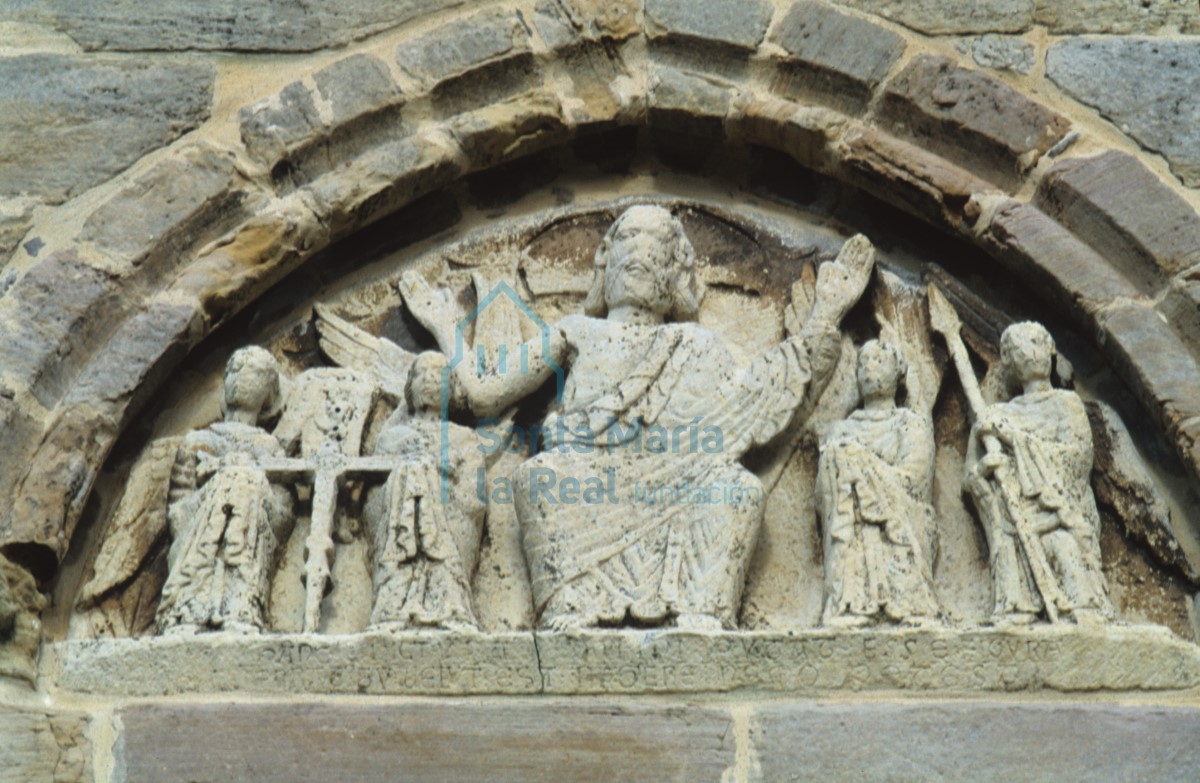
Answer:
873, 269, 945, 417
76, 436, 181, 609
314, 304, 416, 402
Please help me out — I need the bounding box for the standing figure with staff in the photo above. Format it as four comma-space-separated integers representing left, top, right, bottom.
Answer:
930, 288, 1112, 626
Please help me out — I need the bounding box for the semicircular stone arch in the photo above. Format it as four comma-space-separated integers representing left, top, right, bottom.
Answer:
4, 0, 1198, 593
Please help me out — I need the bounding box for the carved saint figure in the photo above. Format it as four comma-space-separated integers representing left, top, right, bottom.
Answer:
156, 347, 294, 634
364, 352, 486, 630
963, 322, 1112, 626
818, 340, 941, 627
402, 205, 873, 631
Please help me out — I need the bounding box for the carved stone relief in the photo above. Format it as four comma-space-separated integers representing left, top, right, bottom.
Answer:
53, 198, 1200, 697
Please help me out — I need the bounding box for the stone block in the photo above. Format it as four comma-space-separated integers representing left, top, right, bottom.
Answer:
66, 300, 203, 413
984, 200, 1141, 319
837, 125, 995, 229
243, 57, 407, 189
239, 81, 324, 169
831, 0, 1035, 34
1161, 278, 1200, 352
1099, 303, 1200, 482
312, 53, 401, 127
52, 625, 1200, 697
305, 133, 465, 238
32, 0, 463, 52
768, 0, 906, 114
0, 709, 90, 783
1047, 38, 1200, 187
1035, 0, 1200, 34
6, 404, 110, 564
449, 93, 568, 171
647, 68, 732, 139
0, 251, 122, 405
876, 54, 1070, 190
645, 0, 774, 50
397, 10, 529, 82
0, 54, 214, 203
116, 701, 735, 783
1035, 150, 1200, 289
79, 144, 244, 274
733, 98, 841, 171
531, 0, 641, 49
958, 34, 1035, 74
753, 702, 1200, 781
396, 12, 541, 120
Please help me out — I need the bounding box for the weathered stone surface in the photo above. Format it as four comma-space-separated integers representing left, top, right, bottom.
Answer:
54, 631, 541, 695
648, 68, 732, 138
837, 125, 996, 229
52, 625, 1200, 696
532, 0, 641, 48
79, 144, 244, 273
984, 201, 1141, 318
243, 56, 405, 188
754, 702, 1200, 781
1048, 38, 1200, 187
1098, 303, 1200, 485
66, 301, 203, 413
0, 197, 35, 263
768, 0, 906, 113
0, 54, 214, 203
240, 81, 324, 168
6, 405, 112, 567
305, 134, 463, 238
1034, 151, 1200, 288
396, 10, 529, 86
832, 0, 1035, 34
312, 53, 401, 128
0, 252, 123, 404
733, 98, 841, 171
18, 0, 464, 52
117, 701, 734, 783
877, 55, 1070, 189
958, 34, 1035, 74
1035, 0, 1200, 34
0, 553, 44, 684
397, 11, 540, 120
645, 0, 774, 50
1088, 401, 1200, 584
0, 709, 90, 783
449, 93, 568, 171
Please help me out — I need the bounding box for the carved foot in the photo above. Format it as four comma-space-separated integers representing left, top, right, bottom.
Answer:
541, 612, 595, 633
1070, 608, 1109, 627
673, 613, 725, 632
823, 613, 873, 629
991, 612, 1037, 629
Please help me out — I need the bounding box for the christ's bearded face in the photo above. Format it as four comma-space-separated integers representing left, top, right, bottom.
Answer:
603, 207, 675, 317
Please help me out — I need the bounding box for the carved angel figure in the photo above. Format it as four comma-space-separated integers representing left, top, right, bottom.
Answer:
964, 322, 1113, 626
399, 205, 874, 631
364, 352, 486, 630
818, 340, 941, 627
156, 347, 294, 634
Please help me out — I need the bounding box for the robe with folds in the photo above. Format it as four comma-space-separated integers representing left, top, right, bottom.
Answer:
366, 416, 485, 629
516, 318, 841, 628
818, 407, 939, 624
965, 389, 1112, 621
157, 422, 293, 633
